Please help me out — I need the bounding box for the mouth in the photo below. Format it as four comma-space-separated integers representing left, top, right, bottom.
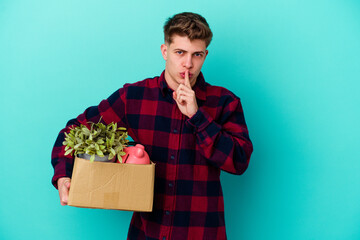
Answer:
180, 72, 193, 79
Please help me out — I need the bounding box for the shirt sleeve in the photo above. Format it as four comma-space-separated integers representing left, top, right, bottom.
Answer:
186, 95, 253, 175
51, 87, 128, 189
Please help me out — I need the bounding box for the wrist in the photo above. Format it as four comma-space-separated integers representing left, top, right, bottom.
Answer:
188, 108, 198, 118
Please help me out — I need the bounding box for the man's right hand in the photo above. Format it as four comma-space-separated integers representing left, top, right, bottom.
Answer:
57, 177, 71, 206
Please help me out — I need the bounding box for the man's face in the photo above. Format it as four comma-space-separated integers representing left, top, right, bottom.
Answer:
161, 35, 208, 90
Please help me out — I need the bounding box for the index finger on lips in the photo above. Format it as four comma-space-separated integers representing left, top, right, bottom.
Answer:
185, 70, 191, 88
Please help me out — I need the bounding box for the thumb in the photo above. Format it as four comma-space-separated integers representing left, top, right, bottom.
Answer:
65, 181, 71, 189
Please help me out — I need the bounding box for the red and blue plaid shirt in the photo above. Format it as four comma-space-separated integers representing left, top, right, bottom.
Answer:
51, 70, 253, 240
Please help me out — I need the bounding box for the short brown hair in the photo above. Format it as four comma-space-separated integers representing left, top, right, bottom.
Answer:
163, 12, 213, 47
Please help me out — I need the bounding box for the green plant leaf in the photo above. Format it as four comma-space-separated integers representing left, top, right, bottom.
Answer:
117, 153, 122, 163
105, 138, 110, 148
110, 133, 115, 145
110, 148, 116, 156
65, 149, 73, 156
83, 128, 90, 137
96, 150, 104, 157
74, 143, 82, 150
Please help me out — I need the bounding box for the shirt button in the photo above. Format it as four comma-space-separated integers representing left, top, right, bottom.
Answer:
162, 237, 166, 240
166, 211, 170, 215
170, 155, 175, 160
173, 129, 178, 133
168, 183, 173, 187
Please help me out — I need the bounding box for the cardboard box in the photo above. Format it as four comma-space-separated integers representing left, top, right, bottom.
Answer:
68, 157, 155, 212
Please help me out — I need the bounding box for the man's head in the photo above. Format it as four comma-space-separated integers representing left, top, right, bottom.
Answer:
163, 12, 213, 48
161, 12, 213, 90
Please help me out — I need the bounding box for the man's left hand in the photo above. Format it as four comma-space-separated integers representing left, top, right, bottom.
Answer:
173, 70, 198, 118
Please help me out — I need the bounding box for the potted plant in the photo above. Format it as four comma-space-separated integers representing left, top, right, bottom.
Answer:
62, 120, 129, 162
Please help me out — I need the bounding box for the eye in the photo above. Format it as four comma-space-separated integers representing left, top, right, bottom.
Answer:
194, 53, 203, 57
176, 51, 183, 55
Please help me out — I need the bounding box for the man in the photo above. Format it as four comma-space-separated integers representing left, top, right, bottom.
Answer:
52, 12, 253, 240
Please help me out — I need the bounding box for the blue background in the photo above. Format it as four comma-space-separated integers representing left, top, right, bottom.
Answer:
1, 0, 359, 239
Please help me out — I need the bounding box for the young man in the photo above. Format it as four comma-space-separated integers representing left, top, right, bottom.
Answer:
52, 12, 253, 240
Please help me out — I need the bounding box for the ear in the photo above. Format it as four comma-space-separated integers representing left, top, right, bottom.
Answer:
205, 49, 209, 58
161, 44, 168, 60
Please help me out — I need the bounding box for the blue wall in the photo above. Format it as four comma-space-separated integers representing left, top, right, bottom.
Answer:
1, 0, 359, 239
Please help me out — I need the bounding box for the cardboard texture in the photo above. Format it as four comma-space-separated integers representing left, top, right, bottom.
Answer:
68, 157, 155, 212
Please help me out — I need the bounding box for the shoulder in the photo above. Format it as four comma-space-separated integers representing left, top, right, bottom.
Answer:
120, 75, 161, 100
123, 75, 160, 89
203, 82, 240, 104
199, 82, 243, 121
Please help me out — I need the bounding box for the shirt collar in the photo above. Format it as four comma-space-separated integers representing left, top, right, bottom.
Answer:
158, 70, 206, 101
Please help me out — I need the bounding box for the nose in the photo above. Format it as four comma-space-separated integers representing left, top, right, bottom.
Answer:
184, 55, 193, 69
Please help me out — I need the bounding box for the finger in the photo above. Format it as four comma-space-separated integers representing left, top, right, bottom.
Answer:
176, 87, 195, 101
176, 84, 193, 97
59, 179, 71, 206
175, 86, 183, 101
175, 91, 184, 104
60, 187, 69, 206
60, 198, 68, 206
184, 70, 191, 88
65, 180, 71, 189
178, 95, 187, 104
174, 90, 187, 104
173, 91, 184, 105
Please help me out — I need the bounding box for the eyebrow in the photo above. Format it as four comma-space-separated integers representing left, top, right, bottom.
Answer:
174, 48, 206, 54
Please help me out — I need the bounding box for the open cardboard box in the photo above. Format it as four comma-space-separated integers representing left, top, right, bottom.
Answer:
68, 157, 155, 212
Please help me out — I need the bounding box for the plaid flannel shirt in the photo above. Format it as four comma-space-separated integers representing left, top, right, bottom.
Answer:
51, 70, 253, 240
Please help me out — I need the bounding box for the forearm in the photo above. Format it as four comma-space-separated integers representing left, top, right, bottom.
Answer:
51, 106, 101, 188
51, 88, 127, 188
186, 103, 253, 175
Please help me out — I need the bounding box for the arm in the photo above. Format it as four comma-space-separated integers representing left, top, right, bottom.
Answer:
173, 72, 253, 175
186, 94, 253, 175
51, 87, 128, 189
